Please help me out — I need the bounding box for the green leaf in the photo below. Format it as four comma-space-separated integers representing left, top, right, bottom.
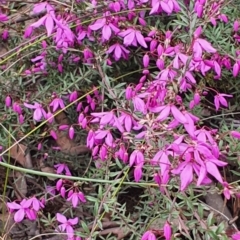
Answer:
103, 203, 109, 213
215, 221, 226, 235
207, 212, 214, 226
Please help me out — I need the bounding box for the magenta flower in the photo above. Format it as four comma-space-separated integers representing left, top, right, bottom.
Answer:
151, 104, 187, 124
164, 221, 172, 240
30, 3, 56, 36
24, 102, 47, 121
99, 144, 108, 160
2, 29, 8, 40
69, 91, 78, 102
118, 112, 133, 132
7, 200, 32, 222
132, 96, 147, 114
67, 191, 86, 207
151, 149, 172, 176
129, 150, 144, 167
13, 102, 22, 114
69, 126, 75, 140
106, 43, 130, 60
45, 111, 54, 123
50, 97, 65, 112
233, 61, 240, 77
232, 231, 240, 240
56, 213, 78, 239
54, 19, 75, 53
5, 96, 11, 107
50, 130, 58, 140
118, 28, 147, 48
214, 93, 232, 111
89, 16, 120, 41
0, 13, 8, 22
222, 182, 233, 200
230, 131, 240, 139
193, 38, 216, 58
87, 130, 95, 149
7, 198, 42, 223
115, 144, 129, 163
134, 165, 143, 182
150, 0, 180, 15
154, 171, 169, 194
141, 230, 156, 240
28, 196, 45, 211
54, 163, 72, 176
32, 2, 54, 14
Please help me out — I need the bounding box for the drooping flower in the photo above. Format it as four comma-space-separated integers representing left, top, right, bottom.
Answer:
214, 93, 233, 111
118, 28, 147, 48
141, 230, 156, 240
50, 97, 65, 112
67, 191, 86, 207
163, 221, 172, 240
106, 43, 130, 60
54, 163, 72, 176
193, 38, 216, 58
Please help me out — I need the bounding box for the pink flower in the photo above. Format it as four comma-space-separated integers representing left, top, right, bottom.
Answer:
214, 93, 232, 111
132, 96, 147, 114
5, 96, 11, 107
13, 102, 22, 114
164, 221, 172, 240
150, 0, 180, 15
24, 102, 47, 121
56, 213, 78, 239
69, 126, 75, 140
193, 38, 216, 57
134, 165, 143, 182
233, 20, 239, 32
54, 19, 75, 53
54, 163, 72, 176
69, 91, 78, 102
50, 130, 58, 140
118, 112, 133, 132
31, 11, 56, 37
118, 28, 147, 48
89, 17, 120, 41
129, 150, 144, 167
154, 171, 169, 194
2, 29, 8, 40
50, 97, 65, 112
233, 61, 240, 77
106, 43, 130, 60
141, 230, 156, 240
115, 144, 129, 163
24, 26, 33, 38
0, 13, 8, 22
230, 131, 240, 139
7, 198, 40, 223
222, 182, 233, 200
151, 104, 187, 124
232, 231, 240, 240
67, 191, 86, 207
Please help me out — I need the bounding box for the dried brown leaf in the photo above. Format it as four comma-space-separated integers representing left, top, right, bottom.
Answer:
10, 144, 33, 168
13, 172, 27, 199
53, 112, 90, 155
41, 166, 56, 181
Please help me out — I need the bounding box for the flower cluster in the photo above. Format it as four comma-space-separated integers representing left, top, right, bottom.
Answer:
2, 0, 240, 239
